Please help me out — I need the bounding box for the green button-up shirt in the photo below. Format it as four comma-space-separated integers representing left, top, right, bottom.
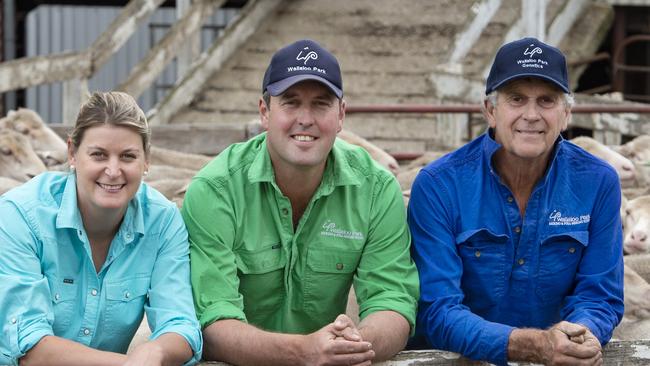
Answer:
182, 133, 418, 334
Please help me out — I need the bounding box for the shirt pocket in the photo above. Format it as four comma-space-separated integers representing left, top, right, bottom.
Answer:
104, 275, 149, 341
235, 245, 286, 317
456, 228, 509, 311
536, 231, 588, 304
48, 276, 78, 336
303, 247, 361, 322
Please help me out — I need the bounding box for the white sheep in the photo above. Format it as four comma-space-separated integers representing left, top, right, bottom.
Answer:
623, 195, 650, 255
570, 136, 637, 188
0, 129, 47, 181
0, 108, 68, 166
613, 265, 650, 340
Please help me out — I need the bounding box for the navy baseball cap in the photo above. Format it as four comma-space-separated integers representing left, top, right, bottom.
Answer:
486, 37, 570, 94
262, 39, 343, 98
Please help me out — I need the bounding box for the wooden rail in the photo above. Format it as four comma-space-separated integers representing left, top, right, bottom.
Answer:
0, 0, 237, 125
117, 0, 226, 99
194, 340, 650, 365
148, 0, 285, 125
0, 0, 163, 93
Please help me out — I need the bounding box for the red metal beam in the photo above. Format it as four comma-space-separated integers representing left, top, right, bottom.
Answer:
346, 104, 650, 114
346, 103, 650, 162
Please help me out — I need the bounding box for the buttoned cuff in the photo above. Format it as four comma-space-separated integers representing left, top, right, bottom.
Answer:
481, 322, 514, 366
14, 317, 53, 362
359, 292, 418, 336
199, 300, 247, 329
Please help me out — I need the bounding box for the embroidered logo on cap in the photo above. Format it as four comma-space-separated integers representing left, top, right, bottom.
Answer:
517, 43, 548, 69
524, 44, 543, 57
296, 47, 318, 65
288, 47, 327, 75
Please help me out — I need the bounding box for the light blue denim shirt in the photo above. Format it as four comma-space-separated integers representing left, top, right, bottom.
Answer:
0, 172, 202, 365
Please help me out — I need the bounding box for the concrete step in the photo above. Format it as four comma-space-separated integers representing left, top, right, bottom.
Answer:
163, 0, 617, 152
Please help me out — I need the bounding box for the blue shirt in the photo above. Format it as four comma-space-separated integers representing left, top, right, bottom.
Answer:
0, 172, 202, 365
408, 131, 624, 366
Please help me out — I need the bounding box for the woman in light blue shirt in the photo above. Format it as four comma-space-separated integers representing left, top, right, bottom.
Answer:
0, 92, 202, 365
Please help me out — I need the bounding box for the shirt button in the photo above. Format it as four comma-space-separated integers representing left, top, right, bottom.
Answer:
125, 292, 130, 299
518, 258, 525, 265
569, 247, 576, 253
336, 263, 344, 270
475, 250, 481, 258
514, 226, 521, 233
507, 196, 514, 203
91, 289, 98, 296
83, 328, 90, 335
281, 208, 289, 216
54, 293, 61, 301
10, 318, 16, 324
125, 232, 132, 239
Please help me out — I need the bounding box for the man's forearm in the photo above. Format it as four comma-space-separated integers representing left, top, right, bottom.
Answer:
507, 328, 548, 363
358, 311, 410, 361
203, 319, 305, 366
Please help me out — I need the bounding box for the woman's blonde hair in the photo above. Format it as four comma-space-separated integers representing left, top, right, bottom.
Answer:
69, 91, 150, 155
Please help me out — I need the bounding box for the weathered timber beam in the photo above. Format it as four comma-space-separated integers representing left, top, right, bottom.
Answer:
194, 340, 650, 365
0, 51, 90, 93
90, 0, 165, 72
90, 0, 166, 71
0, 0, 164, 92
117, 0, 227, 98
148, 0, 285, 125
62, 78, 89, 125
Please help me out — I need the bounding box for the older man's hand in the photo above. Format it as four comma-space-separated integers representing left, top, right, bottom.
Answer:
540, 321, 603, 366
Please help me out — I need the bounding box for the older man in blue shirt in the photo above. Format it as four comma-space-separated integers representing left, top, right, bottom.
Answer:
409, 37, 624, 366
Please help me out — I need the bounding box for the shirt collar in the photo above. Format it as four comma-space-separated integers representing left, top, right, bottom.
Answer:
329, 138, 362, 187
55, 173, 145, 239
247, 134, 361, 189
482, 128, 565, 185
248, 133, 275, 184
56, 173, 84, 230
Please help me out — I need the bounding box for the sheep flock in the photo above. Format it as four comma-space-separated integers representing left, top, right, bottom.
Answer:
1, 107, 650, 344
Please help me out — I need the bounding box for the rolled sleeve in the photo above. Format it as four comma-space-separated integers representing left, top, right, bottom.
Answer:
0, 201, 54, 364
408, 171, 512, 365
355, 175, 419, 331
146, 207, 203, 364
561, 173, 624, 344
182, 178, 246, 329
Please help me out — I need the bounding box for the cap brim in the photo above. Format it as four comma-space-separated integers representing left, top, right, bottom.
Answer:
487, 73, 570, 94
266, 75, 343, 98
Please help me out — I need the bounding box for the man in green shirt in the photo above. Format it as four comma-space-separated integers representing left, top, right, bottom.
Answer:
182, 39, 419, 366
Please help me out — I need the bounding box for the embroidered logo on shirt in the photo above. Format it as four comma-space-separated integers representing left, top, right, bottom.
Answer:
548, 210, 590, 226
63, 278, 74, 284
320, 220, 364, 240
